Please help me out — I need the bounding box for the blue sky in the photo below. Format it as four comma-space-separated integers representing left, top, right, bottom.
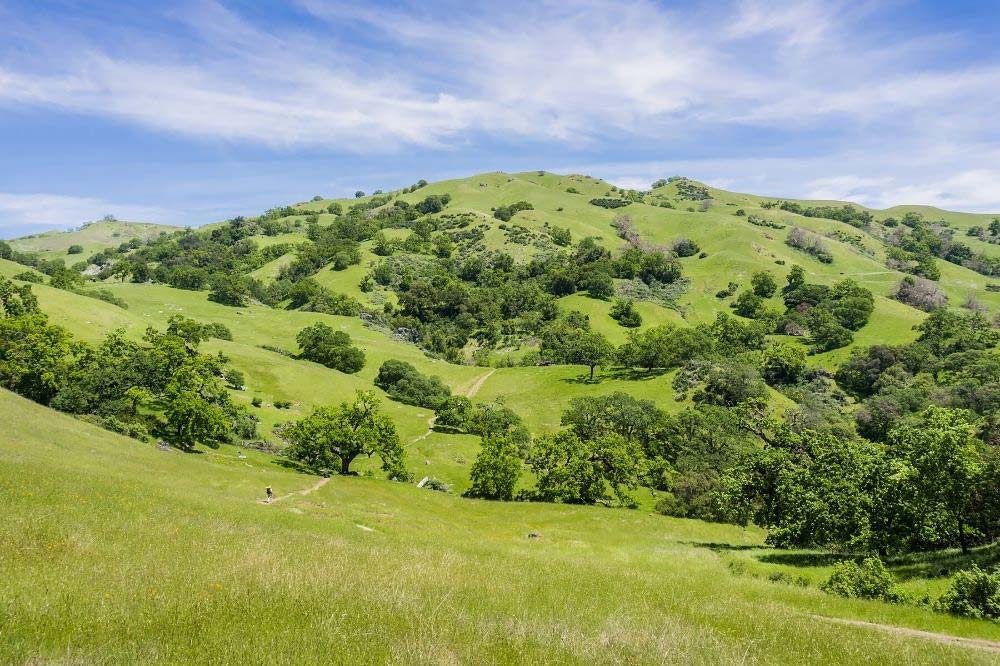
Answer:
2, 0, 1000, 236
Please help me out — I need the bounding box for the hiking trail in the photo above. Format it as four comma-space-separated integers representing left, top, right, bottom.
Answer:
265, 476, 330, 504
811, 615, 1000, 653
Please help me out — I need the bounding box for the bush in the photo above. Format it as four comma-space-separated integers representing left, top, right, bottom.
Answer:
13, 271, 43, 284
493, 201, 533, 222
610, 299, 642, 328
821, 557, 905, 603
374, 359, 451, 409
894, 276, 947, 312
671, 238, 700, 257
225, 369, 245, 389
786, 227, 833, 263
935, 565, 1000, 620
67, 244, 84, 255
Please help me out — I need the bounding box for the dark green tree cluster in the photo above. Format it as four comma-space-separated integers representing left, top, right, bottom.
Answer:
296, 323, 365, 374
0, 278, 255, 449
374, 359, 451, 409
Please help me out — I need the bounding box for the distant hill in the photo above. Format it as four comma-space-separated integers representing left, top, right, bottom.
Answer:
7, 219, 181, 260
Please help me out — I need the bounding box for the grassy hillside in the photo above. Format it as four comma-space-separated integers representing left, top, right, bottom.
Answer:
4, 388, 1000, 664
8, 219, 180, 260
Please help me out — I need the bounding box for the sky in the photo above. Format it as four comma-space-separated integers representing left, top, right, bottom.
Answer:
1, 0, 1000, 236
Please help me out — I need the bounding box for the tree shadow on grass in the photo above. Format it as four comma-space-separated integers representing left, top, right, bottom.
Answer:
560, 368, 669, 385
681, 541, 762, 552
884, 543, 1000, 581
273, 458, 323, 475
758, 551, 854, 568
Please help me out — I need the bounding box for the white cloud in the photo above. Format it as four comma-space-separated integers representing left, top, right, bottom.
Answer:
0, 192, 171, 232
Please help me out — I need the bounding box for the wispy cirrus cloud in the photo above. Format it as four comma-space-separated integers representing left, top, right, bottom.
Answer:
2, 0, 996, 149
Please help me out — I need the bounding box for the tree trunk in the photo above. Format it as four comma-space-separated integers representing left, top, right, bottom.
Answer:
958, 518, 969, 554
340, 453, 358, 475
589, 364, 595, 381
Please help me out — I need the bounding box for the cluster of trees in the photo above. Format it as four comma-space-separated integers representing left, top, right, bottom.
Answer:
765, 201, 874, 228
374, 359, 450, 409
296, 323, 365, 374
721, 266, 874, 352
886, 212, 1000, 278
367, 235, 684, 361
0, 277, 254, 448
723, 406, 998, 554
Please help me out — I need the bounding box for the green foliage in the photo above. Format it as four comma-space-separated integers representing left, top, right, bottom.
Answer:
821, 558, 905, 603
296, 323, 365, 374
285, 390, 407, 477
762, 343, 807, 386
589, 198, 630, 209
493, 201, 533, 222
465, 433, 522, 501
609, 298, 642, 327
374, 359, 451, 409
750, 271, 777, 297
67, 244, 84, 254
935, 565, 1000, 620
527, 430, 645, 506
208, 274, 250, 307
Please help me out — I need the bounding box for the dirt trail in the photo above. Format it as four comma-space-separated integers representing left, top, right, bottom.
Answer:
265, 476, 329, 504
811, 615, 1000, 653
408, 369, 496, 447
462, 369, 496, 398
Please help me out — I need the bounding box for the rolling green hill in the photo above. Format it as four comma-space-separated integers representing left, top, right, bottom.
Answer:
3, 172, 1000, 662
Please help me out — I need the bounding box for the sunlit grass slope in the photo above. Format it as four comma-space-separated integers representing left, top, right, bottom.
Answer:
3, 389, 1000, 664
8, 220, 180, 259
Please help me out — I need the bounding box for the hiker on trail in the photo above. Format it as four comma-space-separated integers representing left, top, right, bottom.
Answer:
265, 486, 273, 503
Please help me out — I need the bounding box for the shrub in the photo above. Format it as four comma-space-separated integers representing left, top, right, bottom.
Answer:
786, 227, 833, 263
274, 400, 292, 409
204, 322, 233, 340
420, 477, 451, 493
610, 299, 642, 328
296, 323, 365, 374
67, 244, 84, 255
671, 238, 700, 257
251, 397, 262, 408
751, 271, 778, 297
493, 201, 533, 222
894, 276, 947, 312
935, 565, 1000, 620
225, 369, 245, 389
821, 558, 905, 603
13, 271, 43, 284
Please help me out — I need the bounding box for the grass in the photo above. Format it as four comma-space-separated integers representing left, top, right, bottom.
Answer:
4, 388, 1000, 664
8, 219, 179, 260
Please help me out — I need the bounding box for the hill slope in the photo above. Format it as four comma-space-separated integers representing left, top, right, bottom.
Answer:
4, 388, 1000, 664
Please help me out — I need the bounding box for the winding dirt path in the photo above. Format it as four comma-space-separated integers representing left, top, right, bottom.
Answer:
811, 615, 1000, 653
408, 369, 496, 447
264, 476, 330, 504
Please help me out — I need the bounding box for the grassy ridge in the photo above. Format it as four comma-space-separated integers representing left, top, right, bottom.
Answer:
3, 388, 1000, 664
